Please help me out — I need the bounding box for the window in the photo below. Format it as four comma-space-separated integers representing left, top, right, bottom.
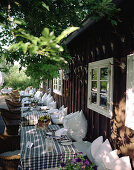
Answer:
53, 70, 63, 95
125, 54, 134, 130
87, 58, 113, 118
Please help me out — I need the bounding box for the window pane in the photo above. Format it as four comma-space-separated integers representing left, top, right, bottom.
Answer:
59, 86, 61, 91
91, 81, 97, 92
100, 94, 107, 107
100, 68, 108, 80
59, 79, 61, 86
100, 81, 107, 93
92, 69, 97, 80
91, 92, 97, 104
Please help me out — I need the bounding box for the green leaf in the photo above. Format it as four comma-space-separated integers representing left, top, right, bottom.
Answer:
42, 28, 50, 37
9, 43, 19, 52
29, 45, 38, 55
56, 27, 79, 43
41, 2, 49, 11
14, 18, 26, 26
111, 20, 117, 25
31, 37, 39, 45
21, 43, 30, 54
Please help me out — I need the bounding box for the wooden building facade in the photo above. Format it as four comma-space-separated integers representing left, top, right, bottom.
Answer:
47, 0, 134, 167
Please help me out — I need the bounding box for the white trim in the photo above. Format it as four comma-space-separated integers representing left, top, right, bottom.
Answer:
53, 70, 63, 96
125, 54, 134, 130
87, 58, 114, 118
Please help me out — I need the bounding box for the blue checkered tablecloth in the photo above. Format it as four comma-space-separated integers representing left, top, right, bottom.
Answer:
19, 125, 78, 170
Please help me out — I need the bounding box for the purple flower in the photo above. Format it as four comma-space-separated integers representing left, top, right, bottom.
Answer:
78, 152, 83, 155
84, 159, 90, 166
70, 161, 75, 165
81, 164, 86, 169
93, 166, 97, 170
61, 162, 66, 167
75, 157, 81, 162
71, 158, 75, 163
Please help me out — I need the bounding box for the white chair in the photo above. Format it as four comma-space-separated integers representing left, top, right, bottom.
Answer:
48, 101, 57, 109
41, 93, 47, 103
43, 94, 51, 105
47, 109, 59, 115
47, 96, 53, 106
51, 107, 68, 124
48, 105, 64, 116
63, 110, 87, 142
34, 90, 42, 100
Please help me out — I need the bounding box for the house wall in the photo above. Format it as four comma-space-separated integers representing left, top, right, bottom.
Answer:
52, 0, 134, 167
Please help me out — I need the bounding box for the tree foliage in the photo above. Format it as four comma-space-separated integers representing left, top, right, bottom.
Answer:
0, 0, 121, 81
3, 65, 39, 90
8, 27, 79, 80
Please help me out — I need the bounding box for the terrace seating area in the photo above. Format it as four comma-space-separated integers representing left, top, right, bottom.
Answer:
0, 88, 133, 170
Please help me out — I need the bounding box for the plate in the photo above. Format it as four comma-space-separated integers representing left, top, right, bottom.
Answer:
46, 132, 52, 135
61, 141, 72, 145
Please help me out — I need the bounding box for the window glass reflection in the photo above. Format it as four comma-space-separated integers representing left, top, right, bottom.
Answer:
91, 81, 97, 92
100, 68, 108, 80
91, 92, 97, 104
59, 86, 61, 91
100, 81, 107, 93
59, 79, 61, 86
100, 94, 107, 107
92, 69, 97, 80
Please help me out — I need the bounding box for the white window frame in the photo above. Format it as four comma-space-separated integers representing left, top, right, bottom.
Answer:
53, 70, 63, 95
125, 54, 134, 130
87, 58, 114, 118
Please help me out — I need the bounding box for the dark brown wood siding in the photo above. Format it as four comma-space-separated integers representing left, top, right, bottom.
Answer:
52, 0, 134, 167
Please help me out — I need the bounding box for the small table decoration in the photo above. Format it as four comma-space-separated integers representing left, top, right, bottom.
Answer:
30, 98, 39, 108
60, 152, 97, 170
38, 115, 51, 129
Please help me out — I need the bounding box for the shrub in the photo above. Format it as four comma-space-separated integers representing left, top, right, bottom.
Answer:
3, 65, 39, 90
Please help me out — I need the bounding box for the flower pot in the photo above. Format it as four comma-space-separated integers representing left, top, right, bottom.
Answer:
45, 120, 50, 128
38, 120, 45, 128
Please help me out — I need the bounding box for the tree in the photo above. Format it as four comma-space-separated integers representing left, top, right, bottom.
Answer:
0, 0, 81, 81
0, 0, 120, 82
3, 65, 39, 90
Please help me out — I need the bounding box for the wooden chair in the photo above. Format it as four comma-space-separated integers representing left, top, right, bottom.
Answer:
0, 134, 20, 170
12, 90, 20, 96
5, 99, 21, 113
0, 109, 20, 135
8, 93, 20, 102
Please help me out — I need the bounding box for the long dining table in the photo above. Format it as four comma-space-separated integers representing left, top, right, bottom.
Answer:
19, 96, 79, 169
19, 124, 78, 170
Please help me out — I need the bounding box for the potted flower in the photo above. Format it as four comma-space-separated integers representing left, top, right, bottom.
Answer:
38, 115, 50, 128
60, 152, 97, 170
30, 98, 39, 108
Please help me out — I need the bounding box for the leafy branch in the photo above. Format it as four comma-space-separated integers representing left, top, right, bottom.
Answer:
8, 26, 79, 80
87, 0, 121, 25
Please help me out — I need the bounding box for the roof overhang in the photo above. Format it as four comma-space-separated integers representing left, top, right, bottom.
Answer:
64, 0, 126, 45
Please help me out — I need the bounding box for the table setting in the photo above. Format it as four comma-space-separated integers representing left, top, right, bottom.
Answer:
19, 125, 78, 170
21, 111, 50, 127
19, 91, 81, 169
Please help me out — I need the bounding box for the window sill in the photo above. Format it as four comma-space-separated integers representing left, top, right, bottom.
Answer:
87, 104, 112, 118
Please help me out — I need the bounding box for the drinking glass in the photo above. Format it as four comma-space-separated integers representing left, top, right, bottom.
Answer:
45, 137, 53, 152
